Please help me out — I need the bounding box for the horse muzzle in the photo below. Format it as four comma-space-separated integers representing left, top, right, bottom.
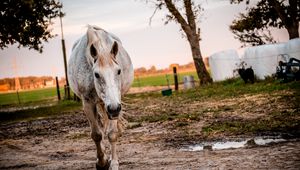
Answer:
106, 104, 121, 120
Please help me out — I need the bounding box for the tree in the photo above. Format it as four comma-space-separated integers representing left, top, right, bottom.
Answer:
134, 67, 147, 75
0, 0, 62, 52
147, 0, 212, 84
230, 0, 300, 47
149, 65, 157, 73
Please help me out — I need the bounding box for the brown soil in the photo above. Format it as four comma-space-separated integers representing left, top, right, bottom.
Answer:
0, 91, 299, 169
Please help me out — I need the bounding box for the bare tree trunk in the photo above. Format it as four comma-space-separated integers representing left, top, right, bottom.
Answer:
164, 0, 212, 85
187, 34, 212, 84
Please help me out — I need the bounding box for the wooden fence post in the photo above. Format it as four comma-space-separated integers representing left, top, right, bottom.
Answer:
173, 67, 179, 91
55, 76, 61, 101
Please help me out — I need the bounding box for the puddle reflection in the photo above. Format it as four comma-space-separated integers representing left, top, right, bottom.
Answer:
181, 137, 287, 151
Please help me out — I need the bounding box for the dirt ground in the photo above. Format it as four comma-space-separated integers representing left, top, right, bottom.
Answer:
0, 90, 300, 169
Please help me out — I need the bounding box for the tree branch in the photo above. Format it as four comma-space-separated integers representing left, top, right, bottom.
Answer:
267, 0, 288, 26
164, 0, 192, 35
184, 0, 196, 31
149, 6, 160, 26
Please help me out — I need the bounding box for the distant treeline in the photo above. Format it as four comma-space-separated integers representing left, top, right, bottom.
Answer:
0, 76, 66, 91
134, 62, 197, 77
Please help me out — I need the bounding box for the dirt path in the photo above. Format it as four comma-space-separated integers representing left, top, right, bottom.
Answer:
0, 88, 299, 169
0, 111, 299, 170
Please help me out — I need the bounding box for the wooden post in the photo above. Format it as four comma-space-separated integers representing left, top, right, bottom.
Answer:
62, 39, 70, 100
59, 6, 70, 100
16, 90, 21, 104
173, 67, 179, 91
55, 76, 61, 101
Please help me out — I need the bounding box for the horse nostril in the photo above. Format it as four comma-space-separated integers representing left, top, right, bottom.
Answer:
107, 104, 121, 116
116, 104, 121, 113
107, 105, 112, 113
94, 73, 100, 78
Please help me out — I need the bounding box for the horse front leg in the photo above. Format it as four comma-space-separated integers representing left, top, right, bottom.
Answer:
83, 99, 109, 170
108, 119, 120, 170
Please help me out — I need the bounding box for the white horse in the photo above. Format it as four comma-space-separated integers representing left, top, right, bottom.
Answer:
68, 25, 134, 170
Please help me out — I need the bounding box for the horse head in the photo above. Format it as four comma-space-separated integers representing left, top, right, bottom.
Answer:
86, 26, 122, 120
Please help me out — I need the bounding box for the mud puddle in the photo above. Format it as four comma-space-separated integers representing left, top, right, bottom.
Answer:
181, 136, 288, 151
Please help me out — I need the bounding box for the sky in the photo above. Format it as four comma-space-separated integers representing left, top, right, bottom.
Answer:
0, 0, 289, 79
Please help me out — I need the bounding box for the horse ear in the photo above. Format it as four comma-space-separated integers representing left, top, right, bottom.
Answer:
111, 41, 118, 57
87, 26, 97, 44
87, 27, 98, 63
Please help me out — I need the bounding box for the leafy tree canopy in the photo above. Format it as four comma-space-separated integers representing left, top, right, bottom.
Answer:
230, 0, 300, 47
0, 0, 62, 52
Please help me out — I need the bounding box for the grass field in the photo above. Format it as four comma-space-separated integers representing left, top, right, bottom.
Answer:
0, 88, 65, 106
132, 71, 199, 87
125, 78, 300, 137
0, 71, 199, 106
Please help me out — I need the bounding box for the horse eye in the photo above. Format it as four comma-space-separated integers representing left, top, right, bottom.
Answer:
94, 73, 100, 78
117, 69, 121, 75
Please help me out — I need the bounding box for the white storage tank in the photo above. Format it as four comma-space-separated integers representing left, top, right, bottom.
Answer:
209, 49, 240, 81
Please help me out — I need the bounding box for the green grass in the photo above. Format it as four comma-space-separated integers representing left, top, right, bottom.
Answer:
0, 100, 81, 124
0, 87, 64, 106
127, 77, 300, 102
0, 72, 198, 106
126, 78, 300, 137
198, 79, 300, 136
128, 111, 203, 123
132, 71, 199, 87
202, 114, 300, 136
176, 78, 299, 100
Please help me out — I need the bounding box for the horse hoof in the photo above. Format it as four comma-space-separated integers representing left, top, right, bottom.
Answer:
96, 160, 110, 170
110, 160, 119, 170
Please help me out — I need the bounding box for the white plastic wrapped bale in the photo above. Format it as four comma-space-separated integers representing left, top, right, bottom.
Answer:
285, 38, 300, 60
242, 43, 286, 79
209, 49, 240, 82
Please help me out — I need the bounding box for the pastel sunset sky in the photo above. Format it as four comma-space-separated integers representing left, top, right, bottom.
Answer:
0, 0, 289, 79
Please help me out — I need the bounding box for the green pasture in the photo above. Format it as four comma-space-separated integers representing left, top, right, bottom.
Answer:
0, 87, 64, 106
0, 72, 199, 106
132, 71, 199, 87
